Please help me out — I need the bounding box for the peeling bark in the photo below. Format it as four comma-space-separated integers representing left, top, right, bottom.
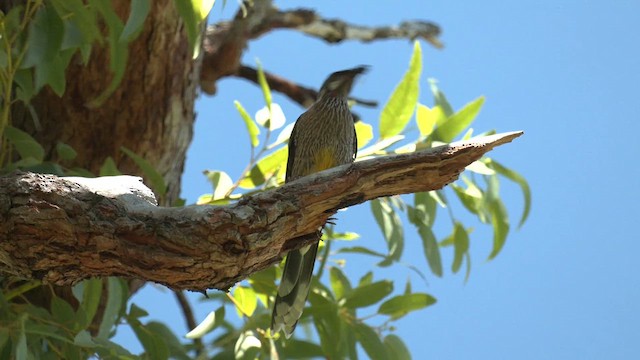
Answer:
0, 132, 522, 292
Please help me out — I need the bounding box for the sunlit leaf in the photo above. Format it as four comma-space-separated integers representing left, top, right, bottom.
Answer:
435, 96, 485, 142
428, 78, 454, 117
233, 286, 257, 317
466, 160, 495, 175
416, 103, 445, 137
358, 135, 405, 158
185, 311, 217, 339
204, 170, 233, 200
255, 103, 286, 130
379, 41, 422, 139
256, 60, 272, 108
355, 121, 374, 149
238, 146, 288, 188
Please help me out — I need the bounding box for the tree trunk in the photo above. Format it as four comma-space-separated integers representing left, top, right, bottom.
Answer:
13, 0, 199, 205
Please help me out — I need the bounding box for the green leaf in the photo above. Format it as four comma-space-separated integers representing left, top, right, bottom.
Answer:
308, 292, 342, 358
451, 183, 483, 217
417, 223, 443, 277
435, 96, 485, 143
238, 146, 287, 188
378, 293, 436, 319
120, 0, 151, 42
379, 41, 422, 139
343, 280, 393, 309
34, 53, 67, 96
428, 79, 454, 117
173, 0, 214, 54
256, 60, 272, 108
128, 303, 149, 319
329, 267, 352, 300
120, 146, 167, 197
234, 101, 260, 147
416, 103, 444, 137
79, 278, 103, 330
16, 318, 27, 360
146, 322, 191, 360
371, 198, 404, 266
3, 126, 45, 162
384, 334, 411, 360
354, 323, 389, 360
99, 157, 121, 176
98, 277, 124, 340
355, 121, 374, 149
488, 199, 510, 260
337, 246, 386, 258
359, 271, 373, 286
451, 223, 470, 273
281, 339, 324, 359
130, 319, 169, 360
233, 286, 257, 317
73, 330, 96, 348
22, 5, 65, 69
55, 142, 77, 161
412, 192, 436, 226
487, 159, 531, 228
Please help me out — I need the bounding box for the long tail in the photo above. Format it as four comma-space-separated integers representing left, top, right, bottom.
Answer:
271, 241, 319, 338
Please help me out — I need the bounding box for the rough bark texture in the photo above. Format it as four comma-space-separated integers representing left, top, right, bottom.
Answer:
13, 0, 199, 205
0, 132, 522, 292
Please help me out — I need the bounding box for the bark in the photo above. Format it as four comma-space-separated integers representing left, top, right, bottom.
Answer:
13, 0, 199, 205
0, 131, 522, 292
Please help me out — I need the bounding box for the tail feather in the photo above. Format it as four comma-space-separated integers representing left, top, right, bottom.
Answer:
271, 242, 319, 338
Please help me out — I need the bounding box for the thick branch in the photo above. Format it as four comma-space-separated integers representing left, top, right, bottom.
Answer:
0, 132, 522, 292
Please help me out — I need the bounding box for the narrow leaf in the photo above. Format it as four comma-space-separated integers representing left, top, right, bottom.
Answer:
120, 0, 151, 42
435, 96, 485, 142
416, 104, 445, 137
4, 126, 45, 162
354, 323, 389, 360
234, 101, 260, 147
378, 293, 436, 319
487, 159, 531, 228
343, 280, 393, 309
329, 267, 352, 300
256, 60, 272, 108
488, 199, 510, 260
379, 41, 422, 139
22, 5, 64, 68
451, 223, 470, 273
355, 121, 374, 149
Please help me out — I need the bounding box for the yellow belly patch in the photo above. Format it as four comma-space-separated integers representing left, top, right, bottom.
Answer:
312, 147, 338, 173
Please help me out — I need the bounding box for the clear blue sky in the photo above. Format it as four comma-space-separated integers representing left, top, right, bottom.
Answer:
117, 1, 640, 359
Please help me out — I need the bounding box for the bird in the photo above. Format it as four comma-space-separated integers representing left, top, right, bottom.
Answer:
271, 66, 368, 338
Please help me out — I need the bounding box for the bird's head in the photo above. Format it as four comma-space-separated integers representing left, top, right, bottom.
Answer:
318, 66, 369, 99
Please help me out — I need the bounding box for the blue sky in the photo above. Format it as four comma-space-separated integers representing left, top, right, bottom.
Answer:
118, 1, 640, 359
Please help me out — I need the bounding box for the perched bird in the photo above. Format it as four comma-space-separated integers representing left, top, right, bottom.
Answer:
271, 66, 368, 338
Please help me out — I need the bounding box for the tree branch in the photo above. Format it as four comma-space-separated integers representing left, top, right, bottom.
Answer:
200, 1, 442, 98
0, 132, 522, 292
235, 65, 378, 108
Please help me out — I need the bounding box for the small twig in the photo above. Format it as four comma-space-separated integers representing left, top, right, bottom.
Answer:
173, 290, 204, 355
